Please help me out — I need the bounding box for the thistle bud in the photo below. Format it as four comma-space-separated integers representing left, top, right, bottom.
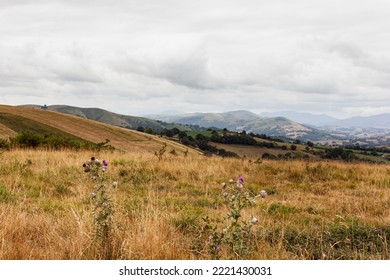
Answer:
251, 217, 258, 225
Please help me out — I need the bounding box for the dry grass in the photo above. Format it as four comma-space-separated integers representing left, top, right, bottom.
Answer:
0, 149, 389, 260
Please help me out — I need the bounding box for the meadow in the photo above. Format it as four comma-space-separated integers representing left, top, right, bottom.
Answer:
0, 148, 389, 260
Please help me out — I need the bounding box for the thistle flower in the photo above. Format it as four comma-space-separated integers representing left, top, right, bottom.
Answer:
236, 182, 244, 190
102, 160, 108, 166
260, 190, 267, 198
237, 176, 245, 184
228, 179, 234, 183
223, 192, 228, 197
220, 182, 226, 188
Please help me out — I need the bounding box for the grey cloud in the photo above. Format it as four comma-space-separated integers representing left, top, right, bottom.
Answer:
0, 43, 102, 88
110, 45, 228, 90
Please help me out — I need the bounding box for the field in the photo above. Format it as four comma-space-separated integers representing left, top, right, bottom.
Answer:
1, 148, 389, 260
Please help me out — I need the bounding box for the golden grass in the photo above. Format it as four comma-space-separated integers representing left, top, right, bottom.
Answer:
0, 149, 389, 260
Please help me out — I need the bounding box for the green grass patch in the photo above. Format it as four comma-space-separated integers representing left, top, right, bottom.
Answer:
267, 203, 300, 217
0, 184, 16, 203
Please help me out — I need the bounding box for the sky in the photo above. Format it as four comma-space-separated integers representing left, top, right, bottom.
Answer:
1, 0, 390, 118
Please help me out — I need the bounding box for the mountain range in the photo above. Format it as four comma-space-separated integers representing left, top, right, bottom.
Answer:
259, 111, 390, 129
147, 110, 337, 141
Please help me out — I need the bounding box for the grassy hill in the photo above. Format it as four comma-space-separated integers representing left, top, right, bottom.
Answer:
0, 105, 193, 154
48, 105, 167, 132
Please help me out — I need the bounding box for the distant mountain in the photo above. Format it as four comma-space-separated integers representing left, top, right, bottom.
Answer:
153, 110, 336, 141
259, 111, 338, 126
330, 113, 390, 129
259, 111, 390, 129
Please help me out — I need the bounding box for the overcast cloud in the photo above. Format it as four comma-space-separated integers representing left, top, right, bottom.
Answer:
1, 0, 390, 118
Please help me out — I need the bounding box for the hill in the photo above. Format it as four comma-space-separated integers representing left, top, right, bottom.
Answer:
0, 105, 192, 154
23, 104, 168, 132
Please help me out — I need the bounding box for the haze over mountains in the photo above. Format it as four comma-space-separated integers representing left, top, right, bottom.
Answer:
259, 111, 390, 128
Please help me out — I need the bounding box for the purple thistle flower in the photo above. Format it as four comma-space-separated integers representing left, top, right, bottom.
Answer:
102, 160, 108, 166
237, 176, 245, 183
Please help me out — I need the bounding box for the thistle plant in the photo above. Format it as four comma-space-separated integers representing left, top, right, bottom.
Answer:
83, 157, 116, 259
202, 176, 259, 259
154, 143, 167, 161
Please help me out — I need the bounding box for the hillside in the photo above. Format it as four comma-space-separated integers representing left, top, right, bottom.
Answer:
0, 105, 192, 154
23, 104, 167, 132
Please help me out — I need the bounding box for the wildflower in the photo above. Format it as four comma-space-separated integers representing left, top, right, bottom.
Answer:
102, 160, 108, 166
228, 179, 234, 183
220, 182, 226, 188
112, 181, 118, 188
260, 190, 267, 198
236, 182, 244, 190
102, 166, 107, 172
216, 246, 221, 252
237, 176, 245, 183
251, 217, 258, 225
223, 192, 228, 197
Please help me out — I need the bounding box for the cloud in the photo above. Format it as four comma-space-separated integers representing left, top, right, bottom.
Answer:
1, 0, 390, 118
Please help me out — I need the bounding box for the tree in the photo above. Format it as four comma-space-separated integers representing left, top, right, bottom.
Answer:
291, 144, 297, 151
178, 131, 188, 139
145, 128, 153, 134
